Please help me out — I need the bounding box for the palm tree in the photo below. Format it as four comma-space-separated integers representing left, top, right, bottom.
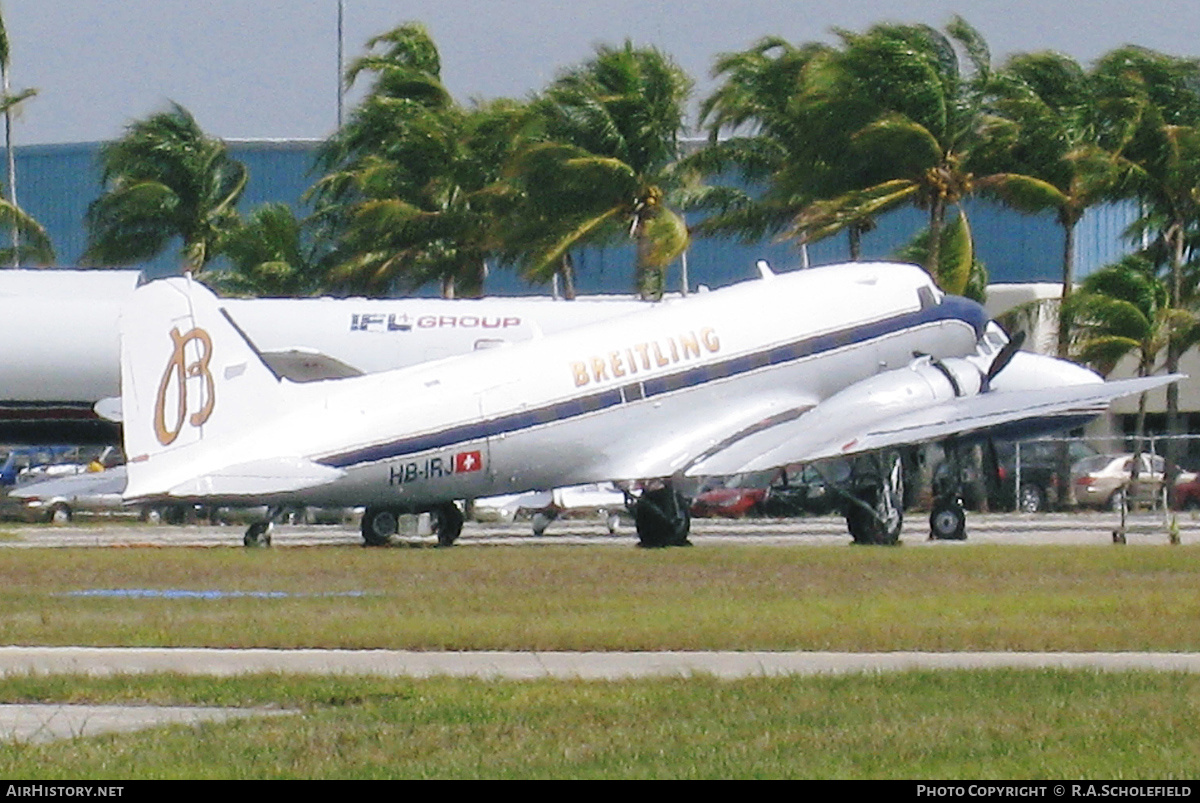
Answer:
1092, 47, 1200, 483
314, 24, 525, 297
204, 203, 325, 297
696, 18, 1051, 296
787, 18, 1034, 293
509, 41, 693, 300
1066, 254, 1196, 459
692, 38, 854, 254
977, 51, 1124, 358
0, 5, 51, 267
84, 103, 247, 273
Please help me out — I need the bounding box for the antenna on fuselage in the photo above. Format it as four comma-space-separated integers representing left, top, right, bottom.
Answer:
755, 260, 775, 280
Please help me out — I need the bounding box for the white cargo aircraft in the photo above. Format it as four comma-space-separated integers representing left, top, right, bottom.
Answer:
0, 269, 642, 444
118, 261, 1176, 547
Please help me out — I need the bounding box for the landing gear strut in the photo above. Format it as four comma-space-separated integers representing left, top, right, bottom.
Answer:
844, 451, 904, 545
361, 502, 464, 547
633, 484, 691, 548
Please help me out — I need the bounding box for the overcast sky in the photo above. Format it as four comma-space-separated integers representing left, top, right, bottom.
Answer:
5, 0, 1199, 146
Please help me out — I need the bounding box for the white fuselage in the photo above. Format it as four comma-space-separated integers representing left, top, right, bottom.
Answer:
125, 263, 990, 507
0, 268, 642, 412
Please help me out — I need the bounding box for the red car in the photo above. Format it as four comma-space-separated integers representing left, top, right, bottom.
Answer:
1173, 476, 1200, 510
689, 485, 766, 518
689, 471, 782, 518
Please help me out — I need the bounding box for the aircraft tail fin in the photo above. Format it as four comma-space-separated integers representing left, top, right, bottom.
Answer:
119, 276, 299, 499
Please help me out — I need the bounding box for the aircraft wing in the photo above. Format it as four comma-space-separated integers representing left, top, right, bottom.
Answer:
684, 374, 1180, 477
259, 349, 366, 382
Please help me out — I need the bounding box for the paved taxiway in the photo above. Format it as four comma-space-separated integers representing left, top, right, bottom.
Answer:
2, 509, 1199, 547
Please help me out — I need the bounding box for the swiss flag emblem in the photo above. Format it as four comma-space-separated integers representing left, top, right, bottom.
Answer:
454, 450, 483, 473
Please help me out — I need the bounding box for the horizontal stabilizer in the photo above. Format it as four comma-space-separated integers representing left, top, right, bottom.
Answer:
137, 457, 345, 500
686, 374, 1183, 477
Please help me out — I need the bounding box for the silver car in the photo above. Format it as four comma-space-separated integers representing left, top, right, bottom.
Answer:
1071, 453, 1194, 510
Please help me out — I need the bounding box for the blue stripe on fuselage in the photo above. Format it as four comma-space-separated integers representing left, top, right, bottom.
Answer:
318, 295, 989, 469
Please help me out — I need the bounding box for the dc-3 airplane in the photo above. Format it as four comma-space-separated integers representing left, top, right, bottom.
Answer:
118, 261, 1179, 548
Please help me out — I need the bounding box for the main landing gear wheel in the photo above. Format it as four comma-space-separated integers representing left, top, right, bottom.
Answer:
845, 488, 903, 545
845, 452, 904, 545
929, 498, 967, 540
243, 521, 273, 548
361, 504, 463, 546
361, 506, 401, 546
634, 487, 691, 548
430, 502, 464, 547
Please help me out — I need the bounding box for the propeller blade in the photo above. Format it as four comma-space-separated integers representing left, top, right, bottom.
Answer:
985, 330, 1027, 384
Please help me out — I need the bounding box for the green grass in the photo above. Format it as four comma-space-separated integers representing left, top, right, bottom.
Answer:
0, 671, 1197, 779
2, 544, 1198, 778
0, 545, 1197, 650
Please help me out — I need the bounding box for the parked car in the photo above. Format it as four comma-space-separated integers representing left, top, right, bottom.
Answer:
935, 439, 1098, 513
758, 462, 853, 517
994, 440, 1099, 513
691, 462, 854, 519
1071, 453, 1196, 510
689, 473, 771, 518
1172, 476, 1200, 510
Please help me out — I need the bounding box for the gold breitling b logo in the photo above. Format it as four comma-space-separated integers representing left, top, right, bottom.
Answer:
153, 327, 215, 446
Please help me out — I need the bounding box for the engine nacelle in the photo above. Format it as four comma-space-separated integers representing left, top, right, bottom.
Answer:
833, 356, 983, 414
784, 357, 986, 451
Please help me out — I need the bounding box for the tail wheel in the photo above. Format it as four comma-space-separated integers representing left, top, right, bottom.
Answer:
635, 488, 691, 548
243, 521, 273, 548
531, 509, 558, 536
361, 507, 401, 546
430, 502, 464, 547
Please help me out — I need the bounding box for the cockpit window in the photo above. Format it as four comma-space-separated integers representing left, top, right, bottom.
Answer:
917, 285, 937, 310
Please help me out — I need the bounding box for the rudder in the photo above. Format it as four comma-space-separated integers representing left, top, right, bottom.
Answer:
120, 276, 292, 499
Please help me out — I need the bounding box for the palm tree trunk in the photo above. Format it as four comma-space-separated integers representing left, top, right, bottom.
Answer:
1164, 221, 1186, 505
1056, 221, 1076, 360
1053, 220, 1079, 506
3, 62, 18, 268
635, 223, 660, 301
926, 199, 946, 281
559, 254, 576, 300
